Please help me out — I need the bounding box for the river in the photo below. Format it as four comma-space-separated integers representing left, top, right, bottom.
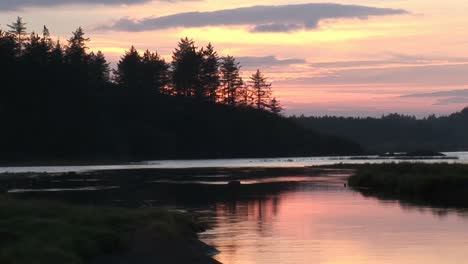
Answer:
2, 154, 468, 263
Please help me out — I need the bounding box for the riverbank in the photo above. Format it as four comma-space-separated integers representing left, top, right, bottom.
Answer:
0, 196, 219, 264
346, 163, 468, 207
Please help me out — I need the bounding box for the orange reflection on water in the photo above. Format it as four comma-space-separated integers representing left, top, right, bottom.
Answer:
201, 187, 468, 264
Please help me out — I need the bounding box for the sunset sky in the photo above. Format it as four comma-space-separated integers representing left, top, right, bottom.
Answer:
1, 0, 468, 117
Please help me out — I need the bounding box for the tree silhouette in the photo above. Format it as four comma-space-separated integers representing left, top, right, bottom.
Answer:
172, 37, 202, 96
7, 17, 27, 51
269, 97, 283, 114
250, 69, 272, 110
41, 26, 53, 50
199, 43, 220, 101
141, 50, 169, 94
220, 56, 243, 106
0, 30, 19, 108
2, 20, 341, 163
114, 46, 142, 91
89, 51, 110, 86
65, 27, 89, 64
237, 83, 253, 107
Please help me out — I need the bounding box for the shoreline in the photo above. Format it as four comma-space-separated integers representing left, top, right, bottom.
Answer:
346, 163, 468, 208
0, 196, 220, 264
90, 228, 221, 264
0, 152, 466, 174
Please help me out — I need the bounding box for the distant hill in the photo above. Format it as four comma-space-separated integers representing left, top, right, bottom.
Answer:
292, 107, 468, 153
0, 94, 363, 163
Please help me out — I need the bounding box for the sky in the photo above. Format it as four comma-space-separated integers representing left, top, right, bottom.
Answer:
1, 0, 468, 117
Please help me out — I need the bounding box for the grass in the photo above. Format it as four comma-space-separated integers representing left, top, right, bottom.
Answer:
347, 163, 468, 207
0, 196, 201, 264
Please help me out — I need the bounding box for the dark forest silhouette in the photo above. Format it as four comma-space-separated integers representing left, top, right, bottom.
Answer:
0, 18, 362, 162
292, 108, 468, 153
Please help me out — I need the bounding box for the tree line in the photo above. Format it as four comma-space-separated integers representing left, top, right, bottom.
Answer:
292, 108, 468, 153
1, 17, 282, 114
0, 17, 361, 162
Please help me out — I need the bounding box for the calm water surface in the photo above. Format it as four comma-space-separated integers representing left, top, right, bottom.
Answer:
1, 151, 467, 173
193, 175, 468, 264
3, 159, 468, 264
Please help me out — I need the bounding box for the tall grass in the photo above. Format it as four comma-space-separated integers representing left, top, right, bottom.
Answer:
0, 197, 199, 264
348, 163, 468, 206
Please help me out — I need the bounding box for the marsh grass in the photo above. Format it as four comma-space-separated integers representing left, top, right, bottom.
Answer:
0, 196, 199, 264
348, 163, 468, 206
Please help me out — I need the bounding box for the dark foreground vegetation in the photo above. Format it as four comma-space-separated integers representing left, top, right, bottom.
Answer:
347, 163, 468, 207
0, 196, 218, 264
0, 18, 361, 163
293, 107, 468, 153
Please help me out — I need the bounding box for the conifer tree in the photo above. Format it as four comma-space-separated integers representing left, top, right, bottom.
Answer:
50, 40, 64, 66
89, 51, 110, 85
199, 43, 220, 101
48, 40, 65, 95
41, 26, 53, 50
237, 83, 254, 107
0, 29, 19, 105
114, 46, 142, 91
65, 27, 89, 64
23, 32, 49, 65
250, 69, 272, 110
64, 27, 92, 96
269, 97, 283, 114
220, 56, 243, 106
171, 37, 202, 96
142, 50, 169, 94
7, 17, 27, 50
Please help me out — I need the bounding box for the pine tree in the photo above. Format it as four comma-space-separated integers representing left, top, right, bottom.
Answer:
220, 56, 243, 106
199, 43, 220, 101
171, 37, 202, 96
114, 46, 142, 90
89, 51, 110, 85
237, 83, 254, 107
22, 32, 51, 104
50, 40, 64, 66
63, 27, 92, 96
0, 29, 19, 105
250, 69, 272, 110
269, 97, 283, 114
7, 17, 27, 50
23, 32, 49, 65
141, 50, 169, 94
48, 40, 65, 95
41, 26, 53, 50
65, 27, 89, 64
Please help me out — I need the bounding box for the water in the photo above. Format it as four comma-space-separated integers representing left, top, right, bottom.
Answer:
3, 160, 468, 263
195, 176, 468, 264
1, 151, 467, 173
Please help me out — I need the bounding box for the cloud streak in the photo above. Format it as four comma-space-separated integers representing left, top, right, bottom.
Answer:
401, 89, 468, 106
237, 56, 306, 68
99, 3, 408, 32
284, 63, 468, 87
402, 89, 468, 98
433, 97, 468, 105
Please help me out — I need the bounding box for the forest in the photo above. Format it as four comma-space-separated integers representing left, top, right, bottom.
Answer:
292, 108, 468, 153
0, 18, 362, 162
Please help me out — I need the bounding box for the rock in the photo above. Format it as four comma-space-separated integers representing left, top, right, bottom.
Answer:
227, 180, 241, 187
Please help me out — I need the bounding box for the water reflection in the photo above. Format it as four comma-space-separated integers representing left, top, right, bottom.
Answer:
5, 169, 468, 264
199, 186, 468, 264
